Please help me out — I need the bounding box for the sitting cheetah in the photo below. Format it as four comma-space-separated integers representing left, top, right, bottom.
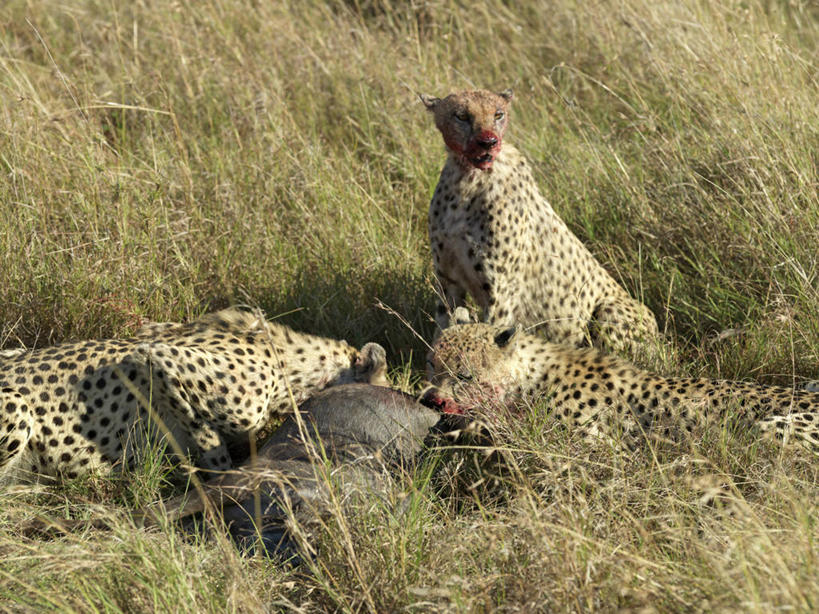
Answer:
420, 88, 659, 358
0, 307, 388, 482
423, 311, 819, 452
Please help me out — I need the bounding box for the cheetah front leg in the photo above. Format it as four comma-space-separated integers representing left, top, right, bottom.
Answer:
482, 274, 522, 329
434, 271, 469, 332
757, 412, 819, 453
0, 391, 35, 480
590, 296, 660, 361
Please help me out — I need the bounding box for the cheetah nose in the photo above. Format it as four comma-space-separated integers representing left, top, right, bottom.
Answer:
477, 135, 498, 150
420, 388, 464, 415
420, 388, 443, 409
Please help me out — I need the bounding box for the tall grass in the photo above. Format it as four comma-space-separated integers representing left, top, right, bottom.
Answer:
0, 0, 818, 611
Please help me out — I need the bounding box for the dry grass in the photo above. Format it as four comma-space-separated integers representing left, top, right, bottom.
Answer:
0, 0, 818, 611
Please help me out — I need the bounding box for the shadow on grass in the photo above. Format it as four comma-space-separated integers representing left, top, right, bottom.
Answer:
204, 264, 439, 373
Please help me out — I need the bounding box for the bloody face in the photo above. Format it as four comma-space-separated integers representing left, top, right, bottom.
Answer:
424, 89, 512, 171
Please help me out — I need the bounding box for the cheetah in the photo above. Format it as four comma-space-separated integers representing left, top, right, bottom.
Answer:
149, 384, 439, 556
423, 311, 819, 452
23, 384, 439, 556
0, 307, 388, 482
420, 89, 659, 359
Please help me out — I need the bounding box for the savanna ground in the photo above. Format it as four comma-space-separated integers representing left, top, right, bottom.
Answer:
0, 0, 818, 611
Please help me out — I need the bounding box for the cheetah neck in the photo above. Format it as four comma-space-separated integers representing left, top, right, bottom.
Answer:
511, 340, 634, 399
516, 339, 730, 409
444, 144, 551, 199
262, 323, 359, 385
156, 309, 365, 395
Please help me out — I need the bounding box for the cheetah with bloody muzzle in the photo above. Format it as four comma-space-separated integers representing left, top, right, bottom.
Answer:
424, 313, 819, 452
0, 307, 387, 482
421, 89, 659, 360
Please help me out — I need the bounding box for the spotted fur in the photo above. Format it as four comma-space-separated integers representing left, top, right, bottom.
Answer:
424, 319, 819, 452
421, 89, 659, 359
0, 307, 388, 482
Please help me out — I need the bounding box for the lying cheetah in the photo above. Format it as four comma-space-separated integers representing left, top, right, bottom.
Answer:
423, 312, 819, 452
420, 89, 659, 358
0, 307, 387, 482
151, 384, 439, 556
24, 384, 439, 557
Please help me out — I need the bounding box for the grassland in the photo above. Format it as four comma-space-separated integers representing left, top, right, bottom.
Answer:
0, 0, 818, 611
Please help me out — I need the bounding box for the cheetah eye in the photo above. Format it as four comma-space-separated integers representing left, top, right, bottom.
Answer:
494, 110, 505, 121
454, 110, 470, 122
456, 372, 473, 382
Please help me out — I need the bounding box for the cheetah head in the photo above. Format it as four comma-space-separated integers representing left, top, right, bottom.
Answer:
348, 342, 390, 387
420, 88, 512, 171
422, 321, 521, 415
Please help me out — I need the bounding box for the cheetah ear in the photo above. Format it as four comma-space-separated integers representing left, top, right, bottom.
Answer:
498, 89, 513, 102
354, 342, 389, 386
419, 93, 440, 110
451, 307, 474, 326
493, 326, 518, 349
